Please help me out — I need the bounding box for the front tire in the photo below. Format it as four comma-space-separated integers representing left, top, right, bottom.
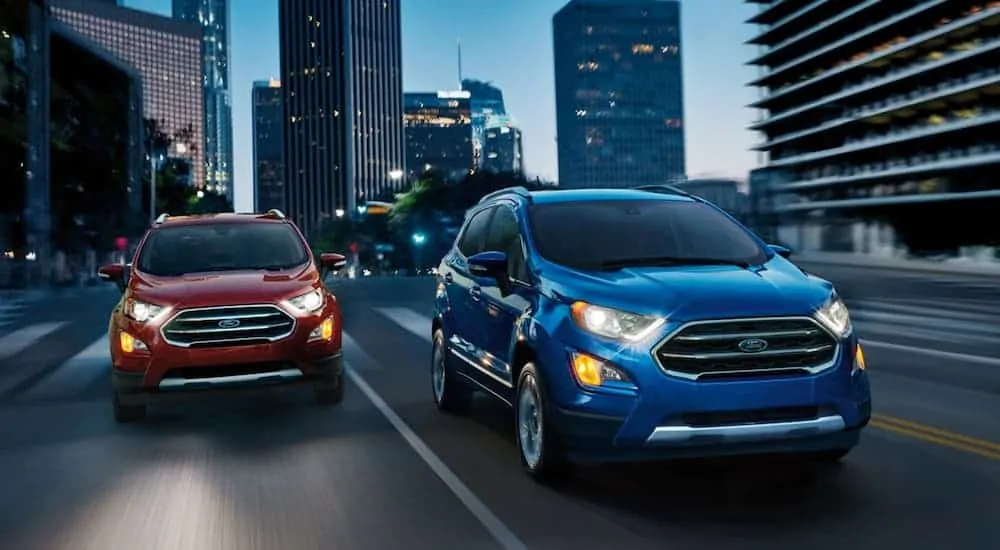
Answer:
515, 363, 570, 481
113, 393, 146, 423
431, 329, 473, 414
315, 372, 345, 406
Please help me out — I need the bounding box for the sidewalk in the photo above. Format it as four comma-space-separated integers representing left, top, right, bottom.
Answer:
794, 251, 1000, 277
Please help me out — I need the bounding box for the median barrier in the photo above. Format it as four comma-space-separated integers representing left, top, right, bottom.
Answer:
793, 251, 1000, 278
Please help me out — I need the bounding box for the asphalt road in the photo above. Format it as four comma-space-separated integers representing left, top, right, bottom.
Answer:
0, 263, 998, 549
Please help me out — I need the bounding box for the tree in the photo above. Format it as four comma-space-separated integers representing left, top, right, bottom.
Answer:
142, 118, 232, 220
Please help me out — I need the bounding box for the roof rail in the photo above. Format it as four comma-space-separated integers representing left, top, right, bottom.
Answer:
634, 184, 703, 200
154, 213, 170, 224
477, 186, 533, 205
263, 209, 286, 219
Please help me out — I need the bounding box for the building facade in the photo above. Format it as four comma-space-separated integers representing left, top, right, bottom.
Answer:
747, 0, 1000, 255
279, 0, 405, 237
553, 0, 685, 189
252, 79, 285, 213
482, 114, 524, 175
172, 0, 234, 200
461, 79, 506, 169
676, 177, 749, 223
403, 91, 475, 182
51, 0, 205, 189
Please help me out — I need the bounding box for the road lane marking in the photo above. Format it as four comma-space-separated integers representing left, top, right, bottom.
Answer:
0, 322, 67, 361
341, 331, 382, 370
852, 300, 1000, 324
871, 414, 1000, 462
860, 339, 1000, 366
19, 335, 108, 400
345, 361, 529, 550
374, 307, 432, 342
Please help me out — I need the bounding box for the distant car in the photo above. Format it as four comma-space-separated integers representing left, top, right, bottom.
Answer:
98, 210, 348, 422
431, 186, 871, 479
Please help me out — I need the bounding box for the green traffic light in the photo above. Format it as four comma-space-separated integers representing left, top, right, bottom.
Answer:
412, 232, 426, 245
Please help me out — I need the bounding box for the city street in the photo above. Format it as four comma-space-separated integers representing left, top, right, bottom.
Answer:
0, 264, 998, 549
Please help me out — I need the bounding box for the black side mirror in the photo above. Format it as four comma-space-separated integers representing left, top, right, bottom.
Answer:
768, 244, 792, 259
467, 250, 512, 295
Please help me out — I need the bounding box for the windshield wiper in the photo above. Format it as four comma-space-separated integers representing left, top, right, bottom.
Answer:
598, 256, 750, 271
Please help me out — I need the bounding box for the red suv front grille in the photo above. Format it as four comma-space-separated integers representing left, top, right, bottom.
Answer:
161, 305, 295, 348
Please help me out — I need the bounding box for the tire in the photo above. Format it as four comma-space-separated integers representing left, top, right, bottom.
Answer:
315, 372, 345, 406
431, 329, 473, 414
514, 363, 570, 481
113, 393, 146, 423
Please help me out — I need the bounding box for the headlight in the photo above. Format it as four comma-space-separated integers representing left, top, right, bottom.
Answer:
815, 295, 851, 337
123, 297, 166, 323
570, 301, 665, 342
288, 289, 325, 313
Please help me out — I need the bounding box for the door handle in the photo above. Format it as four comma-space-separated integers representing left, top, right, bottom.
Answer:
443, 272, 453, 283
469, 286, 482, 301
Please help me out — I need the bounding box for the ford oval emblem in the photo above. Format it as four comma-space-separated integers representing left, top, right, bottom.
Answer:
218, 319, 241, 329
737, 338, 768, 353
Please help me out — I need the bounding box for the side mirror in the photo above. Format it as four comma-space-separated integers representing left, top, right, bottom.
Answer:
319, 252, 348, 271
98, 263, 127, 292
468, 250, 508, 279
768, 244, 792, 259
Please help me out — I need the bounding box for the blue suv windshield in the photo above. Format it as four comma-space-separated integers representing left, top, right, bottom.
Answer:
528, 199, 767, 270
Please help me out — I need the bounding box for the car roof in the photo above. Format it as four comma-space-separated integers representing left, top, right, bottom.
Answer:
153, 213, 288, 228
527, 188, 697, 205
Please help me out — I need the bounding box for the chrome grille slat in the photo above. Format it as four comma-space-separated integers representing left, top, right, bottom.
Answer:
652, 316, 839, 380
161, 305, 295, 348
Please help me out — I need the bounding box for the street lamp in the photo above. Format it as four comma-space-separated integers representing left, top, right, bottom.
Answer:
389, 169, 403, 181
335, 208, 345, 218
411, 232, 426, 245
411, 232, 427, 271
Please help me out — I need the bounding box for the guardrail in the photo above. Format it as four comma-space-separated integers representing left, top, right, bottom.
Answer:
793, 251, 1000, 277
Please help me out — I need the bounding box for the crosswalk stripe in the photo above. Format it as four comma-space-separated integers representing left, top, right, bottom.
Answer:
374, 307, 432, 343
342, 331, 381, 371
21, 335, 108, 400
0, 322, 67, 361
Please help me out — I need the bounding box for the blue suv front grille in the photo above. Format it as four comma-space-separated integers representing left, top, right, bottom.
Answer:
653, 317, 838, 380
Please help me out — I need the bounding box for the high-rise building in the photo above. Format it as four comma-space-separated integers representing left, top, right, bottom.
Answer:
253, 79, 285, 213
51, 0, 205, 189
279, 0, 405, 238
172, 0, 234, 200
403, 91, 475, 182
746, 0, 1000, 254
553, 0, 685, 189
482, 114, 524, 175
461, 79, 507, 168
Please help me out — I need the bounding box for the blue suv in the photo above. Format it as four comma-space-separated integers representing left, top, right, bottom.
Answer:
431, 186, 871, 480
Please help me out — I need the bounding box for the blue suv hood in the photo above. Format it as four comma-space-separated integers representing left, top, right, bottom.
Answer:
540, 256, 833, 321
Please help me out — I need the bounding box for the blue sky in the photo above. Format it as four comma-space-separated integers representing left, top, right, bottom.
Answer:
126, 0, 760, 211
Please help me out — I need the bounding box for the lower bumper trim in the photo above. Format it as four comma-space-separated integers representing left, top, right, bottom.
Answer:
646, 414, 846, 445
157, 368, 304, 390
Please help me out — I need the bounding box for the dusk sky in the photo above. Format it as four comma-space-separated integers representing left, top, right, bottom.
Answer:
126, 0, 761, 211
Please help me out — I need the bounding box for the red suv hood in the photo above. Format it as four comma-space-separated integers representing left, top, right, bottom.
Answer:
130, 266, 319, 309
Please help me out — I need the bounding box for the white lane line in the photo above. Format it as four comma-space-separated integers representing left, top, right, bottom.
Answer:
857, 321, 997, 345
374, 307, 432, 342
0, 322, 67, 361
849, 309, 1000, 335
862, 339, 1000, 367
21, 335, 109, 400
341, 331, 381, 370
852, 300, 1000, 324
345, 362, 528, 550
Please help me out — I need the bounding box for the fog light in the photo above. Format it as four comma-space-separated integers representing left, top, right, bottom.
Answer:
854, 344, 867, 371
119, 331, 147, 353
310, 317, 335, 341
570, 352, 628, 387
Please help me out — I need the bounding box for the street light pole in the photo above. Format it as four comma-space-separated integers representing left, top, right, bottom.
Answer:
149, 154, 156, 224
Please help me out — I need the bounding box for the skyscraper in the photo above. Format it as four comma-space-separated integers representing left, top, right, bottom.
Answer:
253, 79, 285, 214
553, 0, 685, 189
51, 0, 205, 189
172, 0, 234, 200
461, 79, 506, 169
482, 115, 524, 175
279, 0, 405, 237
403, 91, 474, 181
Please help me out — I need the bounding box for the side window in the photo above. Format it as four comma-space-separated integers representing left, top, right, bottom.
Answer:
484, 206, 529, 282
458, 207, 495, 257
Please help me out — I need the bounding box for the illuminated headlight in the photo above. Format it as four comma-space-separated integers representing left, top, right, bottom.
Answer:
124, 297, 167, 323
570, 352, 631, 388
815, 295, 851, 337
570, 301, 665, 342
288, 289, 324, 313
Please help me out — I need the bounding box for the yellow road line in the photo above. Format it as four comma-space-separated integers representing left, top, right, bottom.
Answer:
870, 414, 1000, 461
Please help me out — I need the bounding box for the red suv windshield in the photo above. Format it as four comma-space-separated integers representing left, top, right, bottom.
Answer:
136, 222, 309, 276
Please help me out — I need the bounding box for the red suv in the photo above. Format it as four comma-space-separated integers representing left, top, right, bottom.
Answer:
98, 210, 347, 422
